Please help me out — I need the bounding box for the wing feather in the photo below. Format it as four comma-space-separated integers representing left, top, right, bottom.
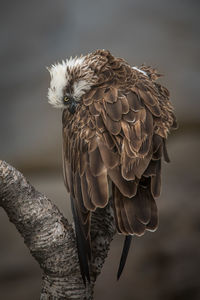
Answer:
123, 110, 136, 122
121, 152, 136, 181
104, 98, 122, 121
126, 91, 143, 112
98, 139, 119, 169
89, 146, 105, 176
86, 166, 109, 208
104, 86, 118, 103
121, 95, 129, 114
81, 173, 96, 211
151, 159, 161, 198
102, 111, 121, 135
146, 195, 158, 231
108, 165, 137, 197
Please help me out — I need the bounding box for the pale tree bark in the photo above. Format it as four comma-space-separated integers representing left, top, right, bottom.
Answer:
0, 160, 116, 299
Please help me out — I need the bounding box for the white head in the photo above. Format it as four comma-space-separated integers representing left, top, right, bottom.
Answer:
47, 56, 95, 109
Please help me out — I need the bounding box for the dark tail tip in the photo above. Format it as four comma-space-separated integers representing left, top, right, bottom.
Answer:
117, 235, 132, 280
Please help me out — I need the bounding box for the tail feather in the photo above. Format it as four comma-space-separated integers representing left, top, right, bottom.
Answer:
117, 235, 132, 280
71, 196, 90, 285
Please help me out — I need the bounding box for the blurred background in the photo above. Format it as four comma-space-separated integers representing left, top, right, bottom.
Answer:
0, 0, 200, 299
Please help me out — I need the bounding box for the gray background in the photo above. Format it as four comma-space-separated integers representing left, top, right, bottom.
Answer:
0, 0, 200, 299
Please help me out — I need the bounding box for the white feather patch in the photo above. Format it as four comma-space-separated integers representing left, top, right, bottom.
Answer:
66, 56, 85, 69
73, 80, 92, 98
132, 66, 147, 76
48, 61, 68, 108
47, 56, 92, 108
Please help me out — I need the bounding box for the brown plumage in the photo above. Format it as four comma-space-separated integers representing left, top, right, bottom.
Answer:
48, 49, 177, 283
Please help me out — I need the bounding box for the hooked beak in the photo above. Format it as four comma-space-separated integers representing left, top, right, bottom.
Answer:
67, 96, 78, 114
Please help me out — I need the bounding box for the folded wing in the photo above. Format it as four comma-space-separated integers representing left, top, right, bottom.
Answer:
62, 68, 176, 281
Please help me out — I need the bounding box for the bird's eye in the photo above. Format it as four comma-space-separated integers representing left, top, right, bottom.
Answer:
63, 96, 69, 102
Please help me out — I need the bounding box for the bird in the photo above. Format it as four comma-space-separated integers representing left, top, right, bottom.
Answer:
47, 49, 177, 284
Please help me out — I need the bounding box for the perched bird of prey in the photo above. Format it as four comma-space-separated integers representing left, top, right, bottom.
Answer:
47, 49, 177, 283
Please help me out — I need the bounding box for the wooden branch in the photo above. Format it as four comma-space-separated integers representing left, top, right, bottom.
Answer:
0, 160, 116, 299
